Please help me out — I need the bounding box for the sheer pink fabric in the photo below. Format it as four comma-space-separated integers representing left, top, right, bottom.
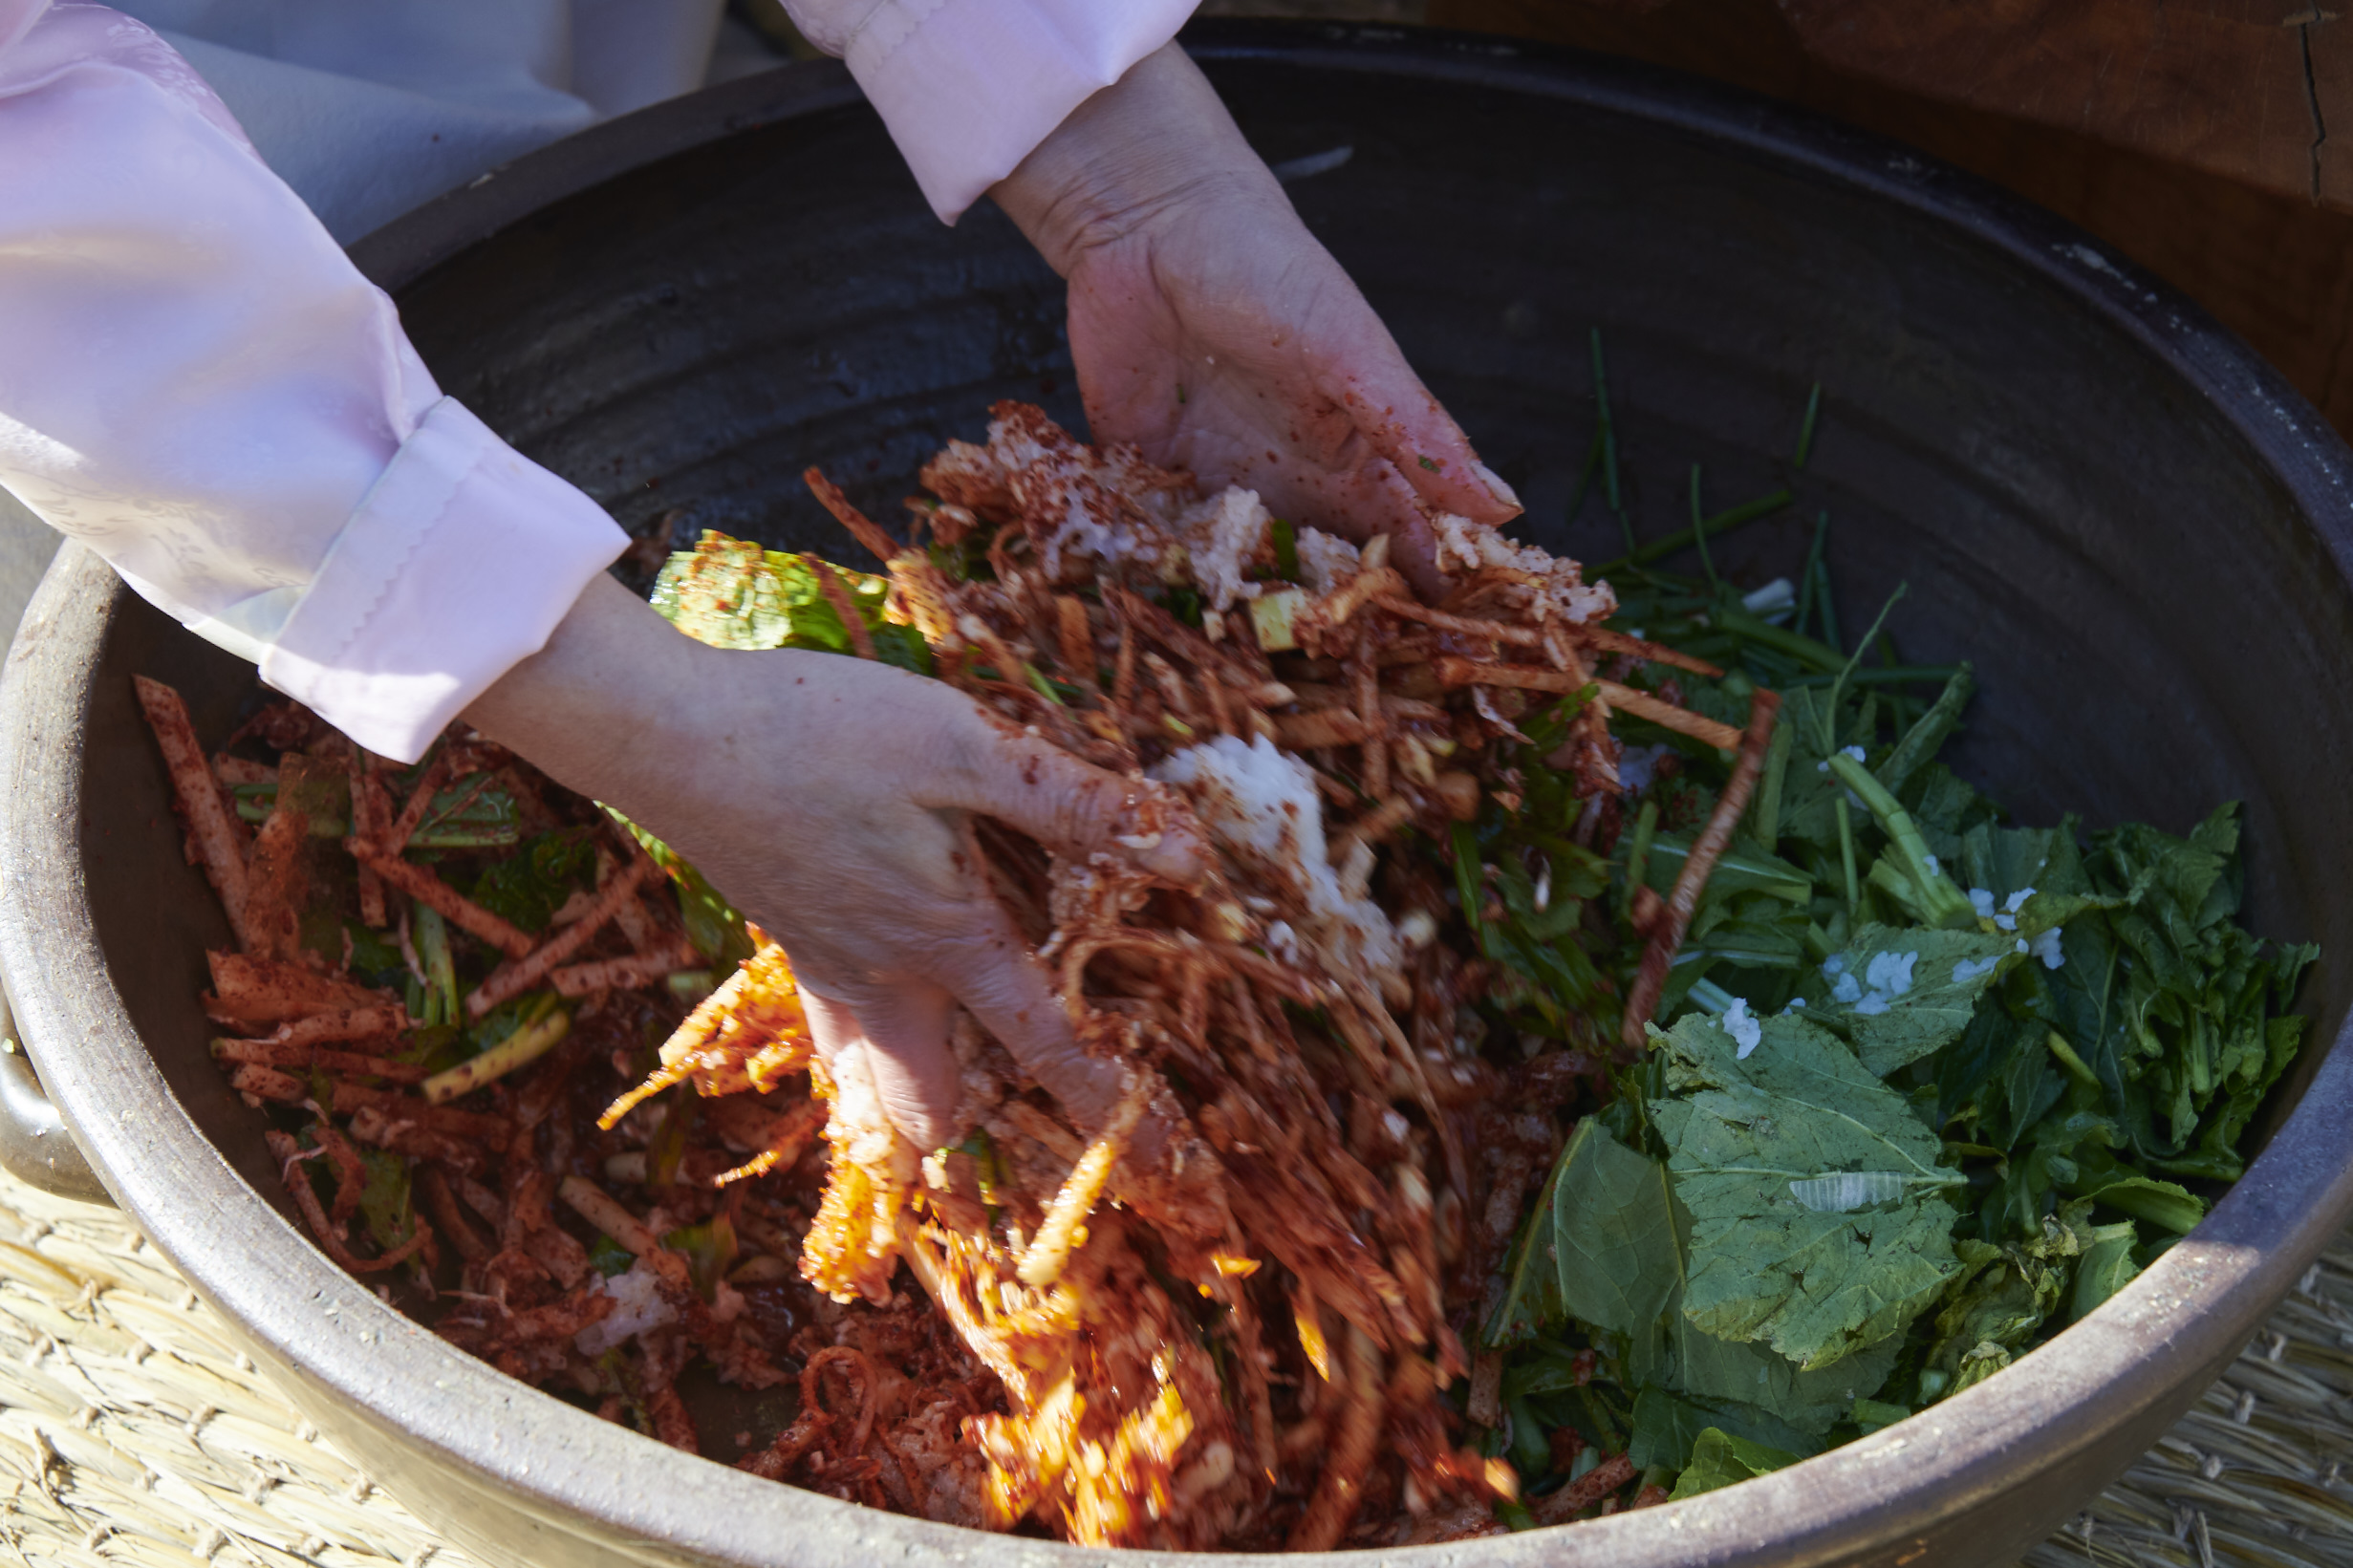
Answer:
0, 0, 1192, 759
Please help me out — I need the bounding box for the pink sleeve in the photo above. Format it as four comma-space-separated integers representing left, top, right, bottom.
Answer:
783, 0, 1198, 222
0, 2, 628, 762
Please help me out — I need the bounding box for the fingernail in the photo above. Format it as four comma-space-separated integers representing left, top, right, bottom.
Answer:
1472, 461, 1522, 513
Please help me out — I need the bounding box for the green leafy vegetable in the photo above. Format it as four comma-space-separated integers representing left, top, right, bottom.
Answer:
1974, 805, 2318, 1185
356, 1146, 415, 1254
1803, 925, 2018, 1075
2070, 1216, 2141, 1320
1627, 1385, 1818, 1471
652, 530, 931, 674
1851, 1397, 1910, 1434
1487, 1121, 1680, 1347
464, 989, 562, 1063
343, 922, 410, 994
411, 900, 458, 1028
412, 775, 521, 848
1630, 1285, 1903, 1437
1652, 1011, 1967, 1369
1480, 371, 2314, 1498
470, 828, 596, 934
605, 807, 754, 968
1668, 1428, 1803, 1500
662, 1213, 739, 1300
1908, 1200, 2108, 1401
588, 1235, 636, 1278
1269, 516, 1300, 582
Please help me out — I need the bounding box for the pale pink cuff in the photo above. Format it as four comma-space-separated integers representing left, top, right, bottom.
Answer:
842, 0, 1196, 222
260, 397, 628, 763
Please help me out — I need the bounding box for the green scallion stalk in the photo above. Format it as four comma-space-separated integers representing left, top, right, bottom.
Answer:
1686, 977, 1738, 1016
233, 787, 515, 847
649, 1089, 699, 1188
412, 900, 457, 1028
1749, 718, 1791, 850
421, 999, 570, 1104
1624, 798, 1659, 900
1023, 662, 1067, 706
2044, 1030, 2103, 1090
1269, 517, 1301, 582
2070, 1177, 2204, 1236
1783, 666, 1961, 690
1451, 822, 1487, 943
1589, 330, 1631, 556
1825, 752, 1975, 929
1713, 609, 1847, 673
1812, 549, 1842, 653
1834, 796, 1862, 914
1593, 489, 1794, 577
1793, 383, 1824, 467
1797, 511, 1827, 635
1819, 584, 1909, 752
1688, 465, 1720, 590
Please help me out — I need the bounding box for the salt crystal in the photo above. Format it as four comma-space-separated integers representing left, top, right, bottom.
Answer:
1723, 999, 1762, 1060
1151, 736, 1399, 976
575, 1263, 677, 1356
1865, 950, 1919, 996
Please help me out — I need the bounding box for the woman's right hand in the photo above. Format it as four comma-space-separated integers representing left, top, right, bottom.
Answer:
464, 572, 1205, 1150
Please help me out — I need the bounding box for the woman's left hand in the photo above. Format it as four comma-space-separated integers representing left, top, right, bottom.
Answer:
989, 43, 1521, 595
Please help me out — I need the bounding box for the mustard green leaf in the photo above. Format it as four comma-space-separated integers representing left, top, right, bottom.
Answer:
1803, 924, 2020, 1076
2069, 1218, 2141, 1321
1668, 1302, 1901, 1434
1625, 1384, 1821, 1472
1653, 1011, 1966, 1369
1668, 1428, 1804, 1499
1485, 1120, 1682, 1346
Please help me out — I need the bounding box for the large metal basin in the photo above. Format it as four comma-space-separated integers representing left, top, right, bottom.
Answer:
5, 21, 2351, 1568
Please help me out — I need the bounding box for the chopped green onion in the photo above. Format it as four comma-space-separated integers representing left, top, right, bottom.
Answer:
1793, 382, 1824, 467
1593, 489, 1793, 577
1269, 516, 1300, 582
1589, 329, 1631, 555
1824, 751, 1975, 929
413, 900, 457, 1028
1688, 464, 1719, 591
421, 997, 569, 1104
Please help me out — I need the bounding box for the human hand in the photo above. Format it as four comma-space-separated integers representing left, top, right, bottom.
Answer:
989, 43, 1521, 595
464, 574, 1204, 1149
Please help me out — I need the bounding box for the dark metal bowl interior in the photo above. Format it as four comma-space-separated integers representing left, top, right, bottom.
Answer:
10, 23, 2353, 1568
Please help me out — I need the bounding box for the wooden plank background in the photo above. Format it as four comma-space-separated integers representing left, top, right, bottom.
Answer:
1435, 0, 2353, 443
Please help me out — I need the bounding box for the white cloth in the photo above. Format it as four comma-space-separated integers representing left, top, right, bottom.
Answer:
0, 0, 1194, 762
799, 0, 1196, 221
0, 0, 628, 760
117, 0, 728, 244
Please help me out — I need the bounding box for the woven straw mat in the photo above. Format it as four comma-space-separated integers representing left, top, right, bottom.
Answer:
0, 1166, 2345, 1566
